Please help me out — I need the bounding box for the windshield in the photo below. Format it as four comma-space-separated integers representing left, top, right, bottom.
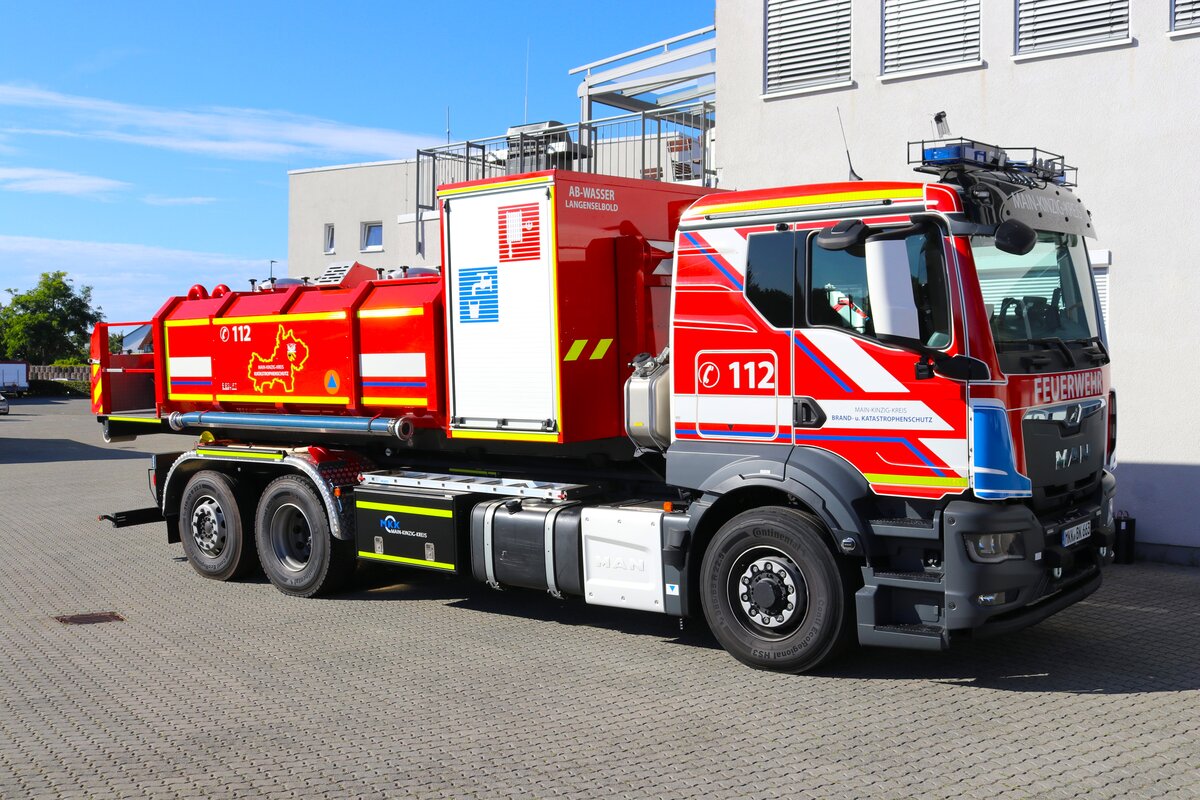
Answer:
971, 232, 1103, 349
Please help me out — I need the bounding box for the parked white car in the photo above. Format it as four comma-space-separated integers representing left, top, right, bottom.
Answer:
0, 393, 9, 415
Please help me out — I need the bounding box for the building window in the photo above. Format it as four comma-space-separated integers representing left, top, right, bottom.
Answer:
882, 0, 980, 74
323, 224, 335, 254
361, 222, 383, 252
765, 0, 852, 93
1174, 0, 1200, 31
1016, 0, 1129, 55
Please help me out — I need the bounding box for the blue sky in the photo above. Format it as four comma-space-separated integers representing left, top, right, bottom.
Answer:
0, 0, 713, 323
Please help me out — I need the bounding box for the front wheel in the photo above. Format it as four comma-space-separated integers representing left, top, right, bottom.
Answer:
700, 507, 852, 673
255, 475, 355, 598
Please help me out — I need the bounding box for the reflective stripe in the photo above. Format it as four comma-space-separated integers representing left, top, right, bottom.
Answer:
214, 394, 350, 405
228, 311, 346, 325
355, 500, 452, 519
590, 339, 613, 360
450, 429, 559, 442
864, 473, 968, 488
361, 397, 428, 406
438, 175, 553, 196
358, 307, 423, 319
357, 551, 455, 570
164, 318, 211, 328
197, 448, 284, 461
360, 352, 426, 377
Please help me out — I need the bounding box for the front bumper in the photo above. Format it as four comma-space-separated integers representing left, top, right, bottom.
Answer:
943, 470, 1116, 635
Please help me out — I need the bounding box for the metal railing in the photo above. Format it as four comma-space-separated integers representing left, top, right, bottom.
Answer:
414, 101, 715, 254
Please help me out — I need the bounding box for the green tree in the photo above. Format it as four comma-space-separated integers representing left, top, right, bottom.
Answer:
0, 271, 104, 364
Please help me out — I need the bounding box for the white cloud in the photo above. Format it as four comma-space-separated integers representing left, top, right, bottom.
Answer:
142, 194, 218, 206
0, 167, 129, 197
0, 84, 440, 162
0, 234, 272, 323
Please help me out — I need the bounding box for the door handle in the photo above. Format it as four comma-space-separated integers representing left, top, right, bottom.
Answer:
793, 397, 826, 428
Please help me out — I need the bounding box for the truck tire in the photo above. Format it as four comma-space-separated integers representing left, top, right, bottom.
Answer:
700, 507, 852, 673
254, 475, 355, 598
179, 470, 256, 581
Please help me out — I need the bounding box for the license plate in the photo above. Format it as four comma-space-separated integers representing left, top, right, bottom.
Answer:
1061, 519, 1092, 547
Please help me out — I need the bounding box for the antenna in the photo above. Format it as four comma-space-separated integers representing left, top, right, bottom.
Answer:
836, 107, 863, 182
523, 38, 531, 124
446, 106, 451, 144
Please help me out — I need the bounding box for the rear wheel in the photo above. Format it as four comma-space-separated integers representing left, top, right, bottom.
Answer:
179, 470, 256, 581
700, 507, 852, 673
255, 475, 355, 597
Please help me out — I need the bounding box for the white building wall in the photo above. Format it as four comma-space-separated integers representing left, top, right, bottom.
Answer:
287, 160, 440, 281
717, 0, 1200, 555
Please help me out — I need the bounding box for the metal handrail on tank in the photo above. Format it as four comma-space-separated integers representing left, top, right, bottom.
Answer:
414, 101, 716, 254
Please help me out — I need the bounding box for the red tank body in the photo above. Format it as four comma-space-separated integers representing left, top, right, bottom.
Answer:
130, 170, 714, 446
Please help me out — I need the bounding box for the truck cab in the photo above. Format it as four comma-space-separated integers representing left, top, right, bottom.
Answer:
663, 139, 1114, 665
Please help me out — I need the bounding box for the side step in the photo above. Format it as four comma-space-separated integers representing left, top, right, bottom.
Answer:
359, 469, 598, 501
99, 507, 164, 528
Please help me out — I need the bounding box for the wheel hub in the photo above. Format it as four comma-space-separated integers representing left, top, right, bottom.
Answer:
737, 556, 805, 629
190, 498, 226, 558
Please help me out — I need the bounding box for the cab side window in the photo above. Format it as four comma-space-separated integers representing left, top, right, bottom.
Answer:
806, 228, 951, 348
745, 230, 802, 328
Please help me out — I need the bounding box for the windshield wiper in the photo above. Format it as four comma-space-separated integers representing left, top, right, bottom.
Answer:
997, 337, 1078, 368
1065, 336, 1109, 364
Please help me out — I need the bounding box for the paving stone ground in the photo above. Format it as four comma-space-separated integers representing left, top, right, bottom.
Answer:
0, 398, 1198, 799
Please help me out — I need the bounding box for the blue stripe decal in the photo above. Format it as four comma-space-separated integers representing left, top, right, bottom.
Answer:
793, 433, 946, 478
682, 232, 743, 291
362, 380, 426, 388
170, 379, 212, 386
792, 334, 853, 394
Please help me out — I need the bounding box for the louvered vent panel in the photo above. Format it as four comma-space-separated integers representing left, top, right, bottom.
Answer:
766, 0, 852, 92
1175, 0, 1200, 30
883, 0, 980, 74
1017, 0, 1129, 54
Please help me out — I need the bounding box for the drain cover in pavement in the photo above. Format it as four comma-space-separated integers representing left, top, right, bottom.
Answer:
54, 612, 125, 625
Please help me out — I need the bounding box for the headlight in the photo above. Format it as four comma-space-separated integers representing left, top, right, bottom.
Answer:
963, 532, 1025, 563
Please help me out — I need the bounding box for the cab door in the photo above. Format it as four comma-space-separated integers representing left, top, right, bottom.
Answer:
790, 225, 970, 500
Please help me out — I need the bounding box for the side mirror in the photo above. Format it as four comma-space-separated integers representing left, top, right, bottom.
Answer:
815, 219, 869, 251
995, 219, 1037, 255
863, 224, 923, 341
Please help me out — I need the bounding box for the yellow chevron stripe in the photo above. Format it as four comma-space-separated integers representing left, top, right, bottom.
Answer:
590, 338, 613, 360
563, 340, 587, 361
164, 317, 211, 328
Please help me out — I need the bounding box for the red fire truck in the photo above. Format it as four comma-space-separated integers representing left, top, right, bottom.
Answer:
92, 138, 1116, 672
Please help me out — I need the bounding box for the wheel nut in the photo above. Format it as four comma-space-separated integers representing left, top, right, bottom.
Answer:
763, 562, 773, 572
786, 602, 793, 610
741, 593, 749, 602
750, 565, 759, 574
775, 616, 784, 623
741, 576, 750, 586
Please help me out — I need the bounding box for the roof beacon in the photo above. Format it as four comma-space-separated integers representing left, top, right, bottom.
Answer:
908, 136, 1076, 187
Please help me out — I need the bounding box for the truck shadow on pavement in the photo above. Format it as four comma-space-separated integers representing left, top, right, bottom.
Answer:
343, 564, 1199, 693
0, 437, 150, 464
